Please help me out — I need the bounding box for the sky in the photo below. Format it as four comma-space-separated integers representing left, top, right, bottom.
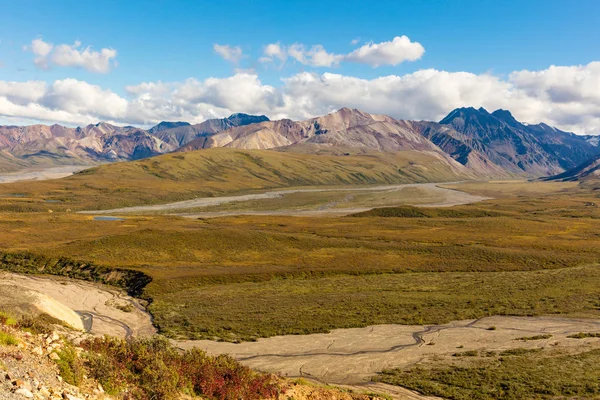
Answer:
1, 0, 600, 134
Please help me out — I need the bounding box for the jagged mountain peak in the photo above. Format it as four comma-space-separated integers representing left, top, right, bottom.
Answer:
148, 121, 191, 134
491, 109, 521, 127
438, 106, 598, 175
225, 113, 269, 126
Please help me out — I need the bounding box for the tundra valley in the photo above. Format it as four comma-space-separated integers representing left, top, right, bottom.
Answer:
1, 2, 600, 400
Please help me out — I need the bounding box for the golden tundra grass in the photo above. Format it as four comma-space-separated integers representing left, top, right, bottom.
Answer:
0, 148, 468, 212
0, 178, 598, 340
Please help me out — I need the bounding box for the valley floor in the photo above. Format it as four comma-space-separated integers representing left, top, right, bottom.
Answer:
79, 182, 490, 217
0, 165, 90, 184
0, 178, 599, 399
2, 270, 599, 399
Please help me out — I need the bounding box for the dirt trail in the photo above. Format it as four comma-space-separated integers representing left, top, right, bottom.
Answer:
80, 182, 490, 216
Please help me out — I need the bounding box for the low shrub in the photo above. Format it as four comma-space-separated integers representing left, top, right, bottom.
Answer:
568, 332, 600, 339
82, 336, 281, 400
16, 314, 59, 335
452, 350, 478, 357
54, 344, 85, 386
0, 311, 17, 326
515, 334, 552, 341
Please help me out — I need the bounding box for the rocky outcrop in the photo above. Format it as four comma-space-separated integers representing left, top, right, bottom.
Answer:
0, 328, 107, 399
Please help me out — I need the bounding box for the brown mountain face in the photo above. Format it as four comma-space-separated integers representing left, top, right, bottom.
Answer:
0, 114, 269, 172
0, 123, 171, 170
180, 108, 445, 154
413, 121, 509, 177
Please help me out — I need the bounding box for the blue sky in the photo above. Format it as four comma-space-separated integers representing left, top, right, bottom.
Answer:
1, 0, 599, 133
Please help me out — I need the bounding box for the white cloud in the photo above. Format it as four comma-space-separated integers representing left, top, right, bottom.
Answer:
261, 36, 424, 68
125, 74, 282, 124
345, 36, 425, 67
263, 43, 286, 62
0, 79, 127, 125
2, 62, 600, 133
0, 81, 47, 104
262, 42, 343, 67
213, 44, 243, 63
350, 38, 360, 45
25, 38, 117, 73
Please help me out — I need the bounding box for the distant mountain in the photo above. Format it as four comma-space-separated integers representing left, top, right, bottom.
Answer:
0, 113, 269, 172
544, 154, 600, 182
148, 121, 191, 134
1, 108, 598, 178
148, 113, 270, 148
0, 122, 169, 171
437, 107, 598, 176
414, 121, 509, 177
180, 108, 447, 153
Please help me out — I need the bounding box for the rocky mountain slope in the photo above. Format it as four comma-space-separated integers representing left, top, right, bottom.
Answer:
179, 107, 599, 177
0, 114, 268, 172
436, 107, 598, 176
180, 108, 443, 153
544, 153, 600, 182
582, 134, 600, 146
150, 113, 269, 148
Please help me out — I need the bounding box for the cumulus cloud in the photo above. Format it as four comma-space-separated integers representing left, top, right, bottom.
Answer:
213, 44, 243, 63
0, 79, 127, 125
345, 36, 425, 66
263, 43, 286, 62
25, 38, 117, 73
2, 62, 600, 133
261, 36, 424, 68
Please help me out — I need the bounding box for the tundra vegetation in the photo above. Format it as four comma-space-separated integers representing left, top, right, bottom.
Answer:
0, 154, 599, 397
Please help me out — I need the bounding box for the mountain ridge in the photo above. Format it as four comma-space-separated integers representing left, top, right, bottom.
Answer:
436, 107, 598, 176
0, 113, 269, 171
1, 107, 598, 178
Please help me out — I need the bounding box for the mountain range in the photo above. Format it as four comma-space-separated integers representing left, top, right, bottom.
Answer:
0, 107, 598, 180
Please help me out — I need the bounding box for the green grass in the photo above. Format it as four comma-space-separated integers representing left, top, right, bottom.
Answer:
148, 265, 600, 341
0, 311, 17, 326
375, 349, 600, 399
0, 331, 18, 346
0, 148, 468, 212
